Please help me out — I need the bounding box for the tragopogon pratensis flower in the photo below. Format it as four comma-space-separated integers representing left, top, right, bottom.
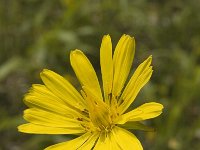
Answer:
18, 34, 163, 150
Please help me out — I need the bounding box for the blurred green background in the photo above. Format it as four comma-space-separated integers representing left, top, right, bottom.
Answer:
1, 0, 200, 149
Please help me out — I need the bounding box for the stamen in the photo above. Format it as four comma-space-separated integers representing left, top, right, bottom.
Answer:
82, 86, 112, 130
77, 117, 84, 121
81, 109, 89, 116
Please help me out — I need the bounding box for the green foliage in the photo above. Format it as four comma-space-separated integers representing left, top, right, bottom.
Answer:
0, 0, 200, 149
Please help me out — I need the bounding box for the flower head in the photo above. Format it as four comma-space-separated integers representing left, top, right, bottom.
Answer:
18, 34, 163, 150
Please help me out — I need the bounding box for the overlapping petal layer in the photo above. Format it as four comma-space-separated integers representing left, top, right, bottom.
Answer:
45, 132, 99, 150
94, 127, 143, 150
24, 84, 86, 118
40, 69, 86, 110
112, 127, 143, 150
23, 108, 82, 128
44, 127, 142, 150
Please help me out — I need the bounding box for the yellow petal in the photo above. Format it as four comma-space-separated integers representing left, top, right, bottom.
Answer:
77, 132, 99, 149
24, 84, 87, 118
100, 35, 113, 104
94, 127, 142, 150
112, 34, 135, 98
93, 132, 109, 150
118, 56, 153, 114
44, 132, 96, 150
118, 102, 164, 124
94, 132, 121, 150
70, 50, 102, 100
18, 123, 85, 134
112, 127, 143, 150
23, 108, 84, 128
40, 69, 86, 111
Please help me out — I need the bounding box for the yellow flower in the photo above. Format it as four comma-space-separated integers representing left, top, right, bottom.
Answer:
18, 34, 163, 150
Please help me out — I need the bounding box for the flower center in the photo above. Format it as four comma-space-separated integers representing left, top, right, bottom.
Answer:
81, 87, 119, 132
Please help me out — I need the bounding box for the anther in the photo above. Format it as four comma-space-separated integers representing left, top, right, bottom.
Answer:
118, 99, 124, 105
108, 93, 112, 100
82, 109, 89, 114
77, 117, 83, 121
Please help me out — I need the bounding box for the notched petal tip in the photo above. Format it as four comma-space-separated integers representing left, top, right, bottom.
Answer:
17, 124, 29, 133
159, 103, 164, 111
148, 55, 153, 61
40, 69, 52, 78
101, 35, 112, 46
143, 55, 152, 67
41, 68, 50, 73
122, 34, 135, 42
103, 34, 111, 39
70, 49, 83, 56
126, 35, 135, 52
70, 49, 85, 64
17, 125, 23, 132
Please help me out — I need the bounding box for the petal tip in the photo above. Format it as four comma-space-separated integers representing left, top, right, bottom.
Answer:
71, 49, 82, 54
103, 34, 111, 38
70, 50, 84, 60
148, 55, 153, 60
40, 69, 50, 77
160, 104, 164, 110
17, 125, 25, 132
102, 35, 112, 44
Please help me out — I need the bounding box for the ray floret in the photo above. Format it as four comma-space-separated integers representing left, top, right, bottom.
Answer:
18, 34, 163, 150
